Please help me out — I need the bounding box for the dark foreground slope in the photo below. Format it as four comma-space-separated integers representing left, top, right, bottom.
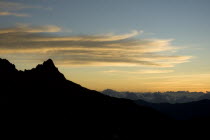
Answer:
0, 58, 170, 139
135, 99, 210, 120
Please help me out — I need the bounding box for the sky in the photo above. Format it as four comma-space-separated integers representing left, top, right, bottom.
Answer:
0, 0, 210, 92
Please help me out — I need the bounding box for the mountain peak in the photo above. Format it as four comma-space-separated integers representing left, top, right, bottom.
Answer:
32, 59, 66, 80
42, 59, 55, 68
35, 59, 57, 71
0, 58, 17, 73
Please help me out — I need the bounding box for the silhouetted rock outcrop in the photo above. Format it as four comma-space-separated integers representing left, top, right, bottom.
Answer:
0, 58, 171, 139
0, 58, 17, 73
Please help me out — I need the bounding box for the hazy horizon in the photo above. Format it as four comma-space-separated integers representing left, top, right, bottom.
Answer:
1, 0, 210, 92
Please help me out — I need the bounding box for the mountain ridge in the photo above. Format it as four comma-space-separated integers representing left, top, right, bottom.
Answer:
102, 88, 210, 103
0, 58, 171, 138
1, 58, 209, 138
135, 99, 210, 120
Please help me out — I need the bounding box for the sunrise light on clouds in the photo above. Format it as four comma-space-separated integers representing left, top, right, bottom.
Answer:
1, 0, 210, 92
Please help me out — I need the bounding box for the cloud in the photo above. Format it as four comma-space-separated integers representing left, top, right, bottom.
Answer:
0, 1, 41, 17
0, 1, 38, 11
32, 30, 141, 42
0, 12, 29, 17
0, 24, 192, 67
103, 69, 174, 74
0, 24, 61, 34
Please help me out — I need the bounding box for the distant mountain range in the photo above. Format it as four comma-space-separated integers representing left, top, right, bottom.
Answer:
102, 89, 210, 103
0, 58, 171, 139
102, 89, 210, 120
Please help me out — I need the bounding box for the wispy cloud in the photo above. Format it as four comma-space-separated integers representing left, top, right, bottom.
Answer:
0, 24, 61, 33
0, 11, 29, 17
103, 69, 174, 74
0, 1, 41, 17
0, 24, 192, 67
0, 1, 39, 10
32, 30, 142, 42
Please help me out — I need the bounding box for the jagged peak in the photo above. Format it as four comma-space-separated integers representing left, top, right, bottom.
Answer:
42, 59, 56, 68
35, 59, 58, 71
0, 58, 17, 72
33, 59, 66, 80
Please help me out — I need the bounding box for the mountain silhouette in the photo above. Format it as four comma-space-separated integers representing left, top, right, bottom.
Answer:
0, 58, 171, 139
102, 89, 209, 103
135, 99, 210, 120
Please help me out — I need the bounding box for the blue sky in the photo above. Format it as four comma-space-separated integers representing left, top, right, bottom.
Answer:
0, 0, 210, 91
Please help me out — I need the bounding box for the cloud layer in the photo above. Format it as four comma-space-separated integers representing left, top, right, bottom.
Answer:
103, 69, 174, 74
0, 1, 40, 17
0, 24, 192, 67
0, 11, 29, 17
0, 24, 61, 34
